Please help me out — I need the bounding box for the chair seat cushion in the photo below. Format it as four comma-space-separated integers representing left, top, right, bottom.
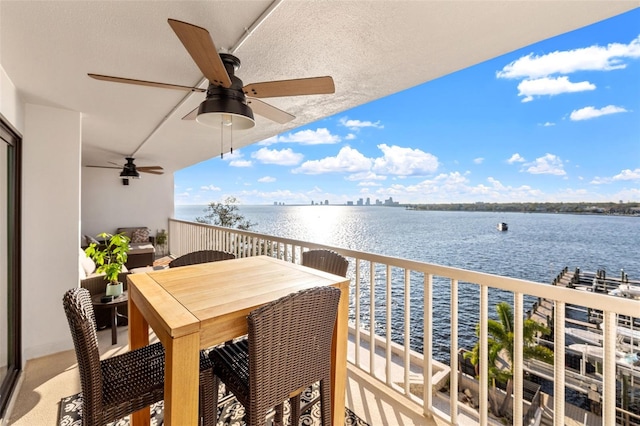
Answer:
209, 339, 250, 403
101, 342, 165, 406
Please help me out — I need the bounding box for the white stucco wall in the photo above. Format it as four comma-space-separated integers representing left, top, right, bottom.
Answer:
1, 63, 175, 363
22, 103, 82, 360
81, 167, 174, 240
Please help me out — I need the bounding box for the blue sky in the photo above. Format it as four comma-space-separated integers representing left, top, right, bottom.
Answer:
175, 9, 640, 206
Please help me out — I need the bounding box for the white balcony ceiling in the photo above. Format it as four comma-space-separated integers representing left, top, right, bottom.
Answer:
1, 1, 637, 173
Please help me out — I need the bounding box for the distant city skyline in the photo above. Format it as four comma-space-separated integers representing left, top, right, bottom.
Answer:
176, 10, 640, 206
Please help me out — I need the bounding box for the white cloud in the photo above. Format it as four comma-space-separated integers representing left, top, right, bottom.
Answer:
229, 160, 252, 167
591, 168, 640, 184
339, 117, 384, 131
258, 176, 276, 183
345, 171, 387, 182
523, 153, 566, 176
372, 144, 439, 176
257, 135, 279, 146
292, 146, 372, 175
497, 35, 640, 79
507, 153, 526, 164
540, 122, 555, 127
252, 147, 303, 166
570, 105, 628, 121
345, 133, 356, 140
261, 128, 341, 146
357, 181, 383, 187
291, 144, 438, 178
200, 185, 221, 191
473, 157, 484, 165
517, 76, 595, 102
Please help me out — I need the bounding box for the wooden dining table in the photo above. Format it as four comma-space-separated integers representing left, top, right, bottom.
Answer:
127, 255, 349, 426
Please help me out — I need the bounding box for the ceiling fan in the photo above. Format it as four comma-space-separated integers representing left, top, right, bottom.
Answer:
86, 157, 164, 184
88, 18, 335, 128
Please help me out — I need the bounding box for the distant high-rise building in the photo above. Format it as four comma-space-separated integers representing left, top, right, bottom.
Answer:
366, 197, 370, 206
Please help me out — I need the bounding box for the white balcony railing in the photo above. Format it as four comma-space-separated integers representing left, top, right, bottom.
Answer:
169, 219, 640, 426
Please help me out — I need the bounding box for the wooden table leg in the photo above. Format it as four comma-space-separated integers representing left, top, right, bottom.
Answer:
129, 294, 150, 426
164, 332, 200, 425
331, 281, 349, 425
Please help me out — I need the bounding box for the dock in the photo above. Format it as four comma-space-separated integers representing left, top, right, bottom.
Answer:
526, 267, 640, 425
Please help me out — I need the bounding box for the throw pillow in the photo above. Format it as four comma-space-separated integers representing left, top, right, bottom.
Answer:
79, 248, 96, 276
131, 228, 149, 243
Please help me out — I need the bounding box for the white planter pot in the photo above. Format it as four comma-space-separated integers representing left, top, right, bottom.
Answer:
105, 282, 123, 297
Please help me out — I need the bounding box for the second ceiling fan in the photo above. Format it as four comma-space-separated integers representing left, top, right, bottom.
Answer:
89, 18, 335, 128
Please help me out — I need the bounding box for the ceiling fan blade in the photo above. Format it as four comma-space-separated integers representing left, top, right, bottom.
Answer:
86, 165, 121, 170
138, 166, 164, 171
139, 169, 164, 175
182, 106, 199, 120
243, 76, 335, 98
168, 19, 232, 88
247, 98, 295, 124
88, 74, 205, 92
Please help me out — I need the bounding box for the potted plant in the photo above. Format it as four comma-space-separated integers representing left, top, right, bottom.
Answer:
84, 232, 130, 296
155, 229, 167, 257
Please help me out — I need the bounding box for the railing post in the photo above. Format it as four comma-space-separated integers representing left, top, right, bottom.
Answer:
450, 278, 458, 425
513, 292, 524, 426
479, 285, 488, 425
424, 273, 433, 416
403, 269, 411, 396
553, 301, 566, 426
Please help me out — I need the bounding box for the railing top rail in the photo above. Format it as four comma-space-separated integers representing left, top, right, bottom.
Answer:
169, 218, 639, 317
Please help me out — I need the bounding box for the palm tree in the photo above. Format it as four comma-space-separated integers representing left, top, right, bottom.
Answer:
464, 301, 553, 418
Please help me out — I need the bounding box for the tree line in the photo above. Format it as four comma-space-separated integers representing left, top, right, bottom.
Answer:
404, 202, 640, 215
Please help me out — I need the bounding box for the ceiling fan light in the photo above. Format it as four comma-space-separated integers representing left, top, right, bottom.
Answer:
120, 168, 140, 178
196, 98, 255, 130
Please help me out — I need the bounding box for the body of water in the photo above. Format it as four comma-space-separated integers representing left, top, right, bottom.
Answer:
176, 204, 639, 282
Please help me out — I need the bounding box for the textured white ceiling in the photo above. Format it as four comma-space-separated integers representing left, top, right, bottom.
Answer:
1, 1, 637, 173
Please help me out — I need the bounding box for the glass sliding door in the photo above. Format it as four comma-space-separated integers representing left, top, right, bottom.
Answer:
0, 117, 21, 419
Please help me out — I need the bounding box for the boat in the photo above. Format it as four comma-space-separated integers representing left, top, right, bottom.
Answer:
609, 284, 640, 300
497, 222, 508, 231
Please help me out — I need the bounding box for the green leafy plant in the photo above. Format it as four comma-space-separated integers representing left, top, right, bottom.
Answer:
155, 229, 167, 246
464, 301, 553, 417
196, 196, 255, 230
84, 232, 130, 284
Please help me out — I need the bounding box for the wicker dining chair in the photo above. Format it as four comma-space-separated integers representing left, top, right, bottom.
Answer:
301, 249, 349, 278
169, 250, 236, 268
62, 287, 216, 426
208, 286, 341, 426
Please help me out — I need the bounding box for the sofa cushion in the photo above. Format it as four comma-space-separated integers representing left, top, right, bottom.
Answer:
130, 242, 155, 254
117, 227, 150, 240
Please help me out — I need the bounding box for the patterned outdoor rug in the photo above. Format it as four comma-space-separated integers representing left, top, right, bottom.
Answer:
58, 385, 369, 425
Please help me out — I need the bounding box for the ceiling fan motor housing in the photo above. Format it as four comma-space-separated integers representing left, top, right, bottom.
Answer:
197, 54, 255, 129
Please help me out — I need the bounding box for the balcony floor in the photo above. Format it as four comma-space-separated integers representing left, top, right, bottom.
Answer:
6, 325, 442, 425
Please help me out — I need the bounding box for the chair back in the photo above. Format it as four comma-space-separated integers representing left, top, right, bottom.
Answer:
247, 286, 341, 419
302, 249, 349, 277
62, 287, 104, 424
169, 250, 236, 268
